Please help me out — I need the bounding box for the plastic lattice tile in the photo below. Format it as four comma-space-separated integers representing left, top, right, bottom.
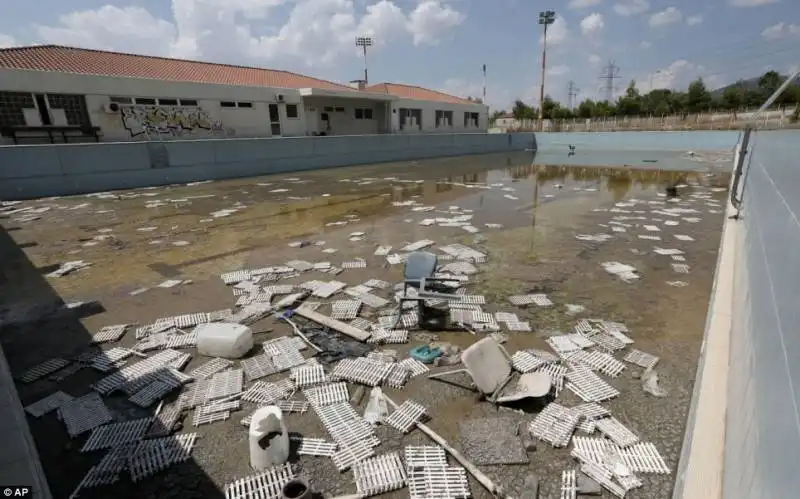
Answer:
205, 369, 244, 402
179, 379, 211, 409
331, 300, 362, 320
146, 403, 182, 438
241, 354, 279, 381
671, 263, 690, 274
129, 433, 198, 482
508, 294, 537, 306
398, 358, 429, 377
586, 332, 626, 353
332, 357, 393, 386
511, 351, 546, 373
332, 440, 375, 471
189, 358, 234, 379
224, 463, 295, 499
93, 349, 184, 395
354, 452, 407, 497
364, 278, 390, 289
350, 317, 375, 331
624, 349, 660, 369
341, 258, 367, 269
303, 382, 349, 406
277, 400, 309, 413
59, 392, 113, 438
567, 333, 596, 349
565, 365, 620, 402
572, 403, 610, 421
314, 402, 377, 448
547, 335, 584, 354
129, 369, 190, 407
262, 336, 307, 355
505, 321, 532, 332
571, 437, 670, 475
69, 443, 135, 495
164, 332, 198, 349
24, 390, 74, 418
385, 400, 426, 433
290, 363, 327, 388
193, 409, 230, 426
560, 470, 577, 499
91, 325, 128, 344
198, 399, 241, 416
18, 357, 71, 383
221, 270, 251, 285
242, 380, 295, 405
173, 313, 209, 328
405, 446, 447, 468
564, 350, 626, 378
407, 464, 471, 499
385, 364, 411, 388
382, 329, 410, 344
528, 402, 580, 448
530, 294, 554, 307
90, 347, 135, 372
312, 280, 347, 298
452, 294, 485, 305
595, 417, 639, 447
81, 417, 152, 452
536, 363, 567, 395
294, 437, 337, 456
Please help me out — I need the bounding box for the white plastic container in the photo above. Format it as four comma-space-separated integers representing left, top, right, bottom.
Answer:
195, 322, 254, 359
249, 406, 290, 471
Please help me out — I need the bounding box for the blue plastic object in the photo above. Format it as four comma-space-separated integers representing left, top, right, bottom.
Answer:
410, 345, 443, 364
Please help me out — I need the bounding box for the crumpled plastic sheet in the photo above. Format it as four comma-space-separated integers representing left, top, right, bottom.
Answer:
299, 324, 373, 363
641, 367, 668, 398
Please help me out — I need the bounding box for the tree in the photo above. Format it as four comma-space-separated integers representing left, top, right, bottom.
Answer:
686, 78, 712, 113
511, 99, 536, 120
758, 70, 782, 98
721, 84, 745, 118
616, 80, 643, 116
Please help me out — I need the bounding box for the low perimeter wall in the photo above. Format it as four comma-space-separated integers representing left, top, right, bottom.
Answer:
0, 133, 536, 200
535, 130, 740, 151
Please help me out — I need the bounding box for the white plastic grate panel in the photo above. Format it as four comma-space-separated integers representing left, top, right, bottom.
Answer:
572, 403, 610, 421
81, 417, 151, 452
505, 321, 532, 332
332, 440, 375, 471
547, 335, 583, 354
587, 332, 627, 353
189, 358, 234, 379
303, 382, 349, 406
312, 280, 347, 298
92, 349, 184, 395
173, 313, 209, 328
146, 403, 182, 438
193, 409, 230, 426
398, 357, 429, 377
508, 295, 536, 306
332, 358, 393, 386
560, 470, 577, 499
564, 350, 626, 377
294, 437, 337, 457
385, 364, 411, 389
242, 380, 295, 405
164, 332, 198, 349
290, 363, 327, 388
531, 294, 554, 307
578, 461, 627, 498
18, 357, 71, 383
90, 347, 135, 372
179, 379, 211, 409
331, 300, 362, 320
314, 402, 377, 448
205, 368, 244, 402
511, 351, 546, 373
407, 465, 471, 499
536, 363, 567, 395
671, 263, 690, 273
528, 402, 580, 448
272, 349, 306, 372
129, 433, 198, 482
364, 278, 390, 289
277, 400, 309, 413
241, 354, 279, 381
595, 417, 639, 448
58, 392, 113, 438
91, 325, 128, 344
405, 446, 447, 467
565, 365, 619, 402
385, 400, 426, 433
341, 258, 367, 269
624, 349, 660, 369
198, 399, 241, 415
25, 390, 74, 418
221, 270, 251, 285
572, 437, 670, 475
353, 452, 407, 497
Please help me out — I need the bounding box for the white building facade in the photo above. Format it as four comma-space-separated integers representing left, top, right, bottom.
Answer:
0, 46, 488, 144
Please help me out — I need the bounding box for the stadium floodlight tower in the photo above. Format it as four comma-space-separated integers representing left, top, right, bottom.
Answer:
538, 10, 556, 132
355, 36, 374, 86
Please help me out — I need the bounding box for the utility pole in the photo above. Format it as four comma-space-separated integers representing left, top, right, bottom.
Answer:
567, 80, 580, 109
355, 36, 373, 86
538, 10, 556, 132
598, 60, 621, 102
482, 64, 487, 104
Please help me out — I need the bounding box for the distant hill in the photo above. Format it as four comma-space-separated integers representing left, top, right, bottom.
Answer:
712, 75, 800, 98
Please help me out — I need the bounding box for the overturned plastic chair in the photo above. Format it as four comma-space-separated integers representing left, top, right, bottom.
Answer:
428, 337, 552, 404
391, 251, 459, 330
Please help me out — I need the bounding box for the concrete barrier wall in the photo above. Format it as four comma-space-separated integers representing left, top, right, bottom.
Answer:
723, 130, 800, 498
0, 132, 537, 200
536, 130, 740, 151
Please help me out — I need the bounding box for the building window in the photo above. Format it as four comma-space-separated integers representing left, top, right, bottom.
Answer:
470, 112, 480, 127
158, 98, 178, 106
109, 96, 133, 104
354, 108, 373, 120
179, 99, 198, 106
334, 106, 345, 113
323, 106, 334, 112
399, 108, 422, 130
237, 102, 253, 108
0, 91, 35, 127
47, 93, 91, 126
135, 98, 156, 105
220, 101, 236, 108
286, 104, 299, 118
435, 110, 453, 127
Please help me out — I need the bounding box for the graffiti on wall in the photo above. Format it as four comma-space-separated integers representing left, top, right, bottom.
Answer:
120, 106, 235, 138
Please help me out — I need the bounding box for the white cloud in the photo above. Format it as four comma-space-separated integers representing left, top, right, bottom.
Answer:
0, 33, 17, 48
580, 13, 605, 35
547, 64, 570, 76
686, 15, 703, 26
636, 59, 725, 93
439, 78, 511, 109
588, 54, 602, 64
568, 0, 602, 9
649, 7, 682, 27
33, 0, 465, 69
761, 22, 800, 40
613, 0, 650, 16
728, 0, 779, 6
540, 16, 568, 45
640, 40, 652, 48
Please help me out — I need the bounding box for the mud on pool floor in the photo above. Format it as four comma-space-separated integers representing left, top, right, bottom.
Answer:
0, 157, 730, 499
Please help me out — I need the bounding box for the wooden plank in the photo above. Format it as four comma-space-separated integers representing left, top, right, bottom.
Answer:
293, 306, 371, 342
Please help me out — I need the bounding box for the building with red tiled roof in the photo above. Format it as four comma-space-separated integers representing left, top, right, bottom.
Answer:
0, 45, 488, 144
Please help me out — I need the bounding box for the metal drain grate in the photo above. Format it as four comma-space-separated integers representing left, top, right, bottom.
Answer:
206, 368, 244, 402
354, 452, 407, 497
332, 440, 375, 471
331, 300, 362, 320
224, 464, 295, 499
294, 437, 337, 456
146, 404, 182, 438
565, 365, 619, 402
193, 409, 230, 426
332, 358, 393, 386
129, 433, 198, 482
189, 358, 234, 379
624, 349, 660, 369
560, 470, 577, 499
241, 354, 279, 381
25, 391, 74, 418
81, 417, 152, 452
595, 417, 639, 447
528, 402, 580, 448
398, 358, 429, 377
303, 382, 349, 406
511, 351, 546, 373
405, 446, 447, 467
91, 325, 128, 344
277, 400, 309, 413
290, 363, 327, 388
18, 358, 71, 383
59, 392, 113, 438
385, 400, 426, 433
407, 464, 470, 499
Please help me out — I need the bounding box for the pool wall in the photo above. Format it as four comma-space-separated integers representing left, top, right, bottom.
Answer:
0, 131, 740, 200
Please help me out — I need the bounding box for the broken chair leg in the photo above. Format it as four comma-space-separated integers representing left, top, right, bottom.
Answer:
383, 394, 515, 499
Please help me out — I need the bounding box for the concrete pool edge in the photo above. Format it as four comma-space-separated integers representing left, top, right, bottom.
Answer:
672, 200, 736, 499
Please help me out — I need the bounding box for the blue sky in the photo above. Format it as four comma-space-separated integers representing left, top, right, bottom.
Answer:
0, 0, 798, 110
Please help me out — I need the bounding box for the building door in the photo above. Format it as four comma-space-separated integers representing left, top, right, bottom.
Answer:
268, 104, 281, 136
